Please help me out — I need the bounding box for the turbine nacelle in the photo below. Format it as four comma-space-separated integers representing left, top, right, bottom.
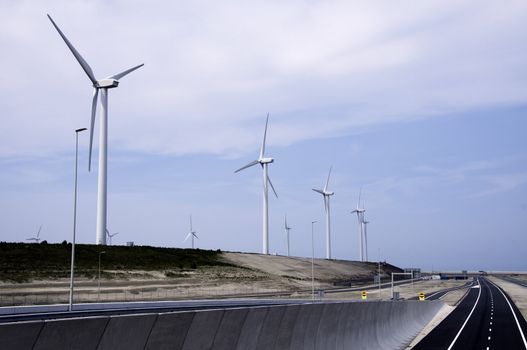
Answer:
259, 157, 274, 164
95, 79, 119, 89
312, 188, 334, 196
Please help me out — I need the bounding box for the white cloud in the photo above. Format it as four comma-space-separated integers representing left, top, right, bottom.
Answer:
1, 0, 527, 158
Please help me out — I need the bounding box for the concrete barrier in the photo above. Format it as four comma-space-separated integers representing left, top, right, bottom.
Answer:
98, 313, 158, 350
255, 305, 286, 350
274, 304, 301, 350
0, 320, 43, 350
0, 300, 443, 350
235, 306, 269, 349
34, 316, 108, 350
211, 308, 248, 350
145, 311, 195, 350
181, 309, 225, 350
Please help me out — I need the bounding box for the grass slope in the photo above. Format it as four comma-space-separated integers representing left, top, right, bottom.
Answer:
0, 242, 233, 282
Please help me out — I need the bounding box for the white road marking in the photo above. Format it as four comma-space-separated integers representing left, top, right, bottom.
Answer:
486, 278, 527, 349
488, 336, 491, 340
447, 279, 482, 350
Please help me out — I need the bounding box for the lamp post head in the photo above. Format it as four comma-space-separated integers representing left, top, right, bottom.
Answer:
75, 128, 87, 133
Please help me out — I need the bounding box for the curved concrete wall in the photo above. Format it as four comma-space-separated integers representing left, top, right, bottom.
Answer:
0, 300, 443, 350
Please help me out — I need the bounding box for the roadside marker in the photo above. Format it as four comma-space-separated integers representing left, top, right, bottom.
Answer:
419, 292, 425, 301
361, 291, 367, 300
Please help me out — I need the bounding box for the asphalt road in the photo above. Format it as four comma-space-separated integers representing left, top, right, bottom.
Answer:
414, 277, 527, 350
407, 279, 474, 301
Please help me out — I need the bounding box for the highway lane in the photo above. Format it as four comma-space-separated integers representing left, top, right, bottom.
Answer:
414, 277, 527, 349
407, 279, 474, 301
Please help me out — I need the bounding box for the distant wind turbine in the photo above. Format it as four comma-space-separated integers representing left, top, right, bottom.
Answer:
312, 166, 334, 259
48, 15, 143, 245
235, 114, 278, 255
284, 215, 292, 257
26, 225, 42, 243
351, 188, 366, 261
105, 229, 119, 246
184, 215, 199, 249
362, 219, 370, 262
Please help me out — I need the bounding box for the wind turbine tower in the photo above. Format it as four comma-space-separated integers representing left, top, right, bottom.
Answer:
362, 219, 369, 262
235, 114, 278, 255
48, 15, 143, 245
351, 189, 366, 261
284, 215, 292, 257
312, 167, 335, 259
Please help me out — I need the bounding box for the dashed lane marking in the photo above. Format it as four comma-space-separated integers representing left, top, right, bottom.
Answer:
486, 278, 527, 349
447, 279, 482, 350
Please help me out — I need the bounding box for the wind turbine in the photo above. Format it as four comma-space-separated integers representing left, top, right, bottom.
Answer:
362, 219, 370, 262
48, 15, 143, 245
26, 225, 42, 243
105, 229, 119, 246
184, 215, 199, 249
284, 215, 292, 257
234, 114, 278, 255
312, 166, 334, 259
351, 188, 365, 261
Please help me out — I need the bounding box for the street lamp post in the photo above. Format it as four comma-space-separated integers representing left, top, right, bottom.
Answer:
98, 251, 106, 301
69, 127, 86, 312
311, 220, 317, 300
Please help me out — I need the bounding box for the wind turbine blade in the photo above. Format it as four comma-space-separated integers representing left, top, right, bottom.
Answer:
234, 160, 259, 173
324, 166, 332, 192
88, 88, 98, 171
312, 189, 325, 195
259, 113, 269, 159
193, 233, 199, 240
267, 175, 278, 198
358, 186, 362, 208
37, 225, 42, 236
184, 233, 192, 242
323, 195, 328, 213
108, 63, 144, 80
47, 14, 97, 85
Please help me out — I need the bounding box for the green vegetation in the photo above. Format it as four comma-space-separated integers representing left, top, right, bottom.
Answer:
0, 242, 234, 282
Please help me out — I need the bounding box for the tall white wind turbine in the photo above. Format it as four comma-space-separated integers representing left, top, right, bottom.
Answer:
26, 225, 42, 243
184, 215, 199, 249
235, 114, 278, 255
351, 189, 365, 261
105, 229, 119, 246
284, 215, 292, 257
48, 15, 143, 245
312, 167, 334, 259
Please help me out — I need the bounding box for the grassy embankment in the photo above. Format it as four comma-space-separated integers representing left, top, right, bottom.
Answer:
0, 242, 234, 283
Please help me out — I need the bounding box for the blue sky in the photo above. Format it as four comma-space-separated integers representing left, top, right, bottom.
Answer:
1, 1, 526, 271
